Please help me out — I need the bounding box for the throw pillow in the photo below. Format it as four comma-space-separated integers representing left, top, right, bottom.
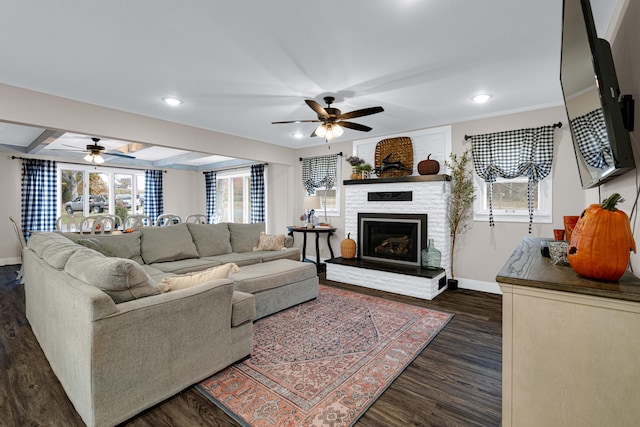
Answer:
157, 262, 240, 293
253, 232, 287, 251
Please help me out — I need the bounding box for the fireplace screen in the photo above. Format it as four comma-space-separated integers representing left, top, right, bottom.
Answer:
358, 213, 427, 266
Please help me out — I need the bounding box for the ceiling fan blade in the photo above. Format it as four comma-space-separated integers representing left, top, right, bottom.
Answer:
271, 119, 322, 124
305, 99, 329, 119
338, 106, 384, 120
337, 121, 373, 132
310, 128, 320, 137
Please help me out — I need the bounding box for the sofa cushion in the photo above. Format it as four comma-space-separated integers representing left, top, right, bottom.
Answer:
150, 258, 222, 274
140, 223, 199, 264
187, 223, 232, 257
28, 232, 81, 270
65, 249, 160, 303
202, 252, 263, 267
228, 222, 265, 253
254, 232, 287, 251
75, 231, 143, 264
252, 247, 301, 263
231, 259, 316, 294
231, 291, 256, 327
157, 263, 240, 292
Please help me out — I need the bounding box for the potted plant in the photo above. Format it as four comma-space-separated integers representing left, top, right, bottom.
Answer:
346, 156, 365, 179
445, 149, 475, 290
357, 163, 372, 179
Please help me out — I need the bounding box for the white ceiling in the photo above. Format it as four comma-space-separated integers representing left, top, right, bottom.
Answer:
0, 0, 620, 167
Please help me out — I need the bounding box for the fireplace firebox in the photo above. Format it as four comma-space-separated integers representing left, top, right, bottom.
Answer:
358, 213, 427, 266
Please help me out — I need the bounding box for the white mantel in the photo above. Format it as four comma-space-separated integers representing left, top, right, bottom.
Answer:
327, 176, 451, 299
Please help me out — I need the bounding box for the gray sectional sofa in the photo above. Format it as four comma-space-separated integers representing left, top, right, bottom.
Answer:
23, 222, 319, 427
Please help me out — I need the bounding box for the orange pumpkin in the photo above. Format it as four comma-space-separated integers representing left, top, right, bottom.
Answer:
341, 233, 357, 259
568, 193, 636, 281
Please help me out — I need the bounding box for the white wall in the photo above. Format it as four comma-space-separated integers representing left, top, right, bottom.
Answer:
0, 155, 24, 265
163, 169, 205, 221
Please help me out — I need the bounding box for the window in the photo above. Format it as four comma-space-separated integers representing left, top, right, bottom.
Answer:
473, 174, 552, 224
310, 186, 340, 218
216, 169, 251, 223
58, 164, 145, 221
301, 159, 341, 218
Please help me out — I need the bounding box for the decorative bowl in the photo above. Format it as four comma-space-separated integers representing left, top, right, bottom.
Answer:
548, 240, 569, 265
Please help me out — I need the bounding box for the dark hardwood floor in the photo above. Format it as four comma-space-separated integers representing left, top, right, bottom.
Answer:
0, 265, 502, 426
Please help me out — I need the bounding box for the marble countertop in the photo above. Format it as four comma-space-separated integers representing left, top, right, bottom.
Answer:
496, 237, 640, 303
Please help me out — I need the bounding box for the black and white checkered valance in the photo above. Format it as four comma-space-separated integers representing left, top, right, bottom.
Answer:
301, 154, 338, 195
569, 108, 611, 169
469, 125, 556, 232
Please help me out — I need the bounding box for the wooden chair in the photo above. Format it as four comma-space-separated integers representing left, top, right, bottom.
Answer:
9, 216, 27, 282
156, 213, 182, 226
185, 214, 207, 224
56, 214, 85, 232
124, 214, 152, 230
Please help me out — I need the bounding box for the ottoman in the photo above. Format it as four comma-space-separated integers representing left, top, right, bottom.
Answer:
231, 259, 319, 320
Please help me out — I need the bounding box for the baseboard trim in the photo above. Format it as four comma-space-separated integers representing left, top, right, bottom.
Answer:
458, 277, 503, 295
0, 257, 21, 267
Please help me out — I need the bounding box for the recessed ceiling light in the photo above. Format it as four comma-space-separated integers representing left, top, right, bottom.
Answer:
293, 132, 304, 139
161, 96, 183, 106
471, 94, 493, 104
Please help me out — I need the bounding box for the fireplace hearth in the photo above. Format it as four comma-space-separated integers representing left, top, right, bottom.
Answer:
359, 213, 427, 266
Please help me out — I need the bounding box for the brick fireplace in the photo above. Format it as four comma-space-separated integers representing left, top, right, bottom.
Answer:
326, 176, 451, 300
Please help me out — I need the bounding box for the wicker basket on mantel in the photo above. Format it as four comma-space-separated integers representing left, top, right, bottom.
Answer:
374, 137, 414, 178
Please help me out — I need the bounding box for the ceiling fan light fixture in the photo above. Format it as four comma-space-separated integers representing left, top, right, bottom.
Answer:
94, 154, 105, 164
332, 124, 344, 137
315, 124, 327, 138
84, 153, 94, 162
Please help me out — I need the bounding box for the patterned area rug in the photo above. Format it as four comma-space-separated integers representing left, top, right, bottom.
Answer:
197, 285, 453, 427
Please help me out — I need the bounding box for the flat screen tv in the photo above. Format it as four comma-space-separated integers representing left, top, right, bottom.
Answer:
560, 0, 635, 189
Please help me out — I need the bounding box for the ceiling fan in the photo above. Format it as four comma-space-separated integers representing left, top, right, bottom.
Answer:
64, 137, 136, 164
272, 96, 384, 141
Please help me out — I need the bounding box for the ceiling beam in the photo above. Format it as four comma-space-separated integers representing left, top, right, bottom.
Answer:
153, 151, 212, 167
26, 129, 65, 154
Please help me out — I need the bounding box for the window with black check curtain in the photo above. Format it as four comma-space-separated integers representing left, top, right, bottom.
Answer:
301, 154, 338, 195
469, 125, 555, 231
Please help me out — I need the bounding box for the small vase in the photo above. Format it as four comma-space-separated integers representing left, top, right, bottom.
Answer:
361, 170, 370, 179
421, 238, 441, 269
350, 166, 360, 180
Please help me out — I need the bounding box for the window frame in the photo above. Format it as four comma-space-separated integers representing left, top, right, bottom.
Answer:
57, 163, 145, 217
307, 159, 341, 218
216, 168, 251, 224
472, 173, 553, 224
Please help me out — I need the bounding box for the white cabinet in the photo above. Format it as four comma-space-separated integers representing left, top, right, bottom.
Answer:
497, 238, 640, 426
